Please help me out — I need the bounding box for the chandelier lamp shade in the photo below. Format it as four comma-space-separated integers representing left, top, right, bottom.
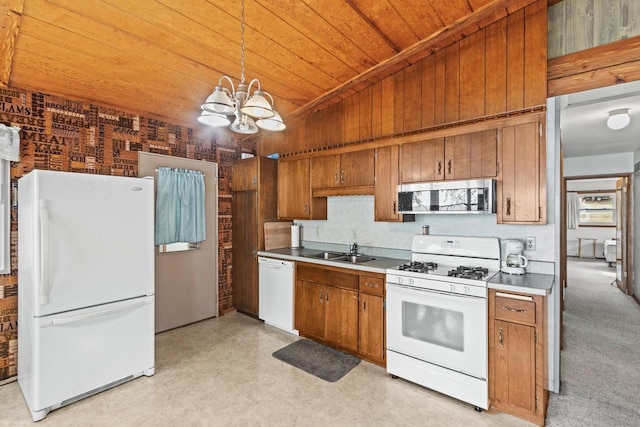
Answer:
606, 108, 630, 130
198, 0, 285, 134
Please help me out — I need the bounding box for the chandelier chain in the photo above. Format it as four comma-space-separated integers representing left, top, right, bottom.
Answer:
240, 0, 246, 84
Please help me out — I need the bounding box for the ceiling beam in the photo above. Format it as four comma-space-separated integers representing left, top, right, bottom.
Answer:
286, 0, 539, 121
0, 0, 24, 87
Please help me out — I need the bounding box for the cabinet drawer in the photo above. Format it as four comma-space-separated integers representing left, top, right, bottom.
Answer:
359, 275, 384, 296
296, 263, 359, 291
494, 294, 536, 325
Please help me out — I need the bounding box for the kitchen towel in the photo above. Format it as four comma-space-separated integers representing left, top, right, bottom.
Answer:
290, 224, 300, 248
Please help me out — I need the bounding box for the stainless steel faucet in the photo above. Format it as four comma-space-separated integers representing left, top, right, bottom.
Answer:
349, 242, 358, 256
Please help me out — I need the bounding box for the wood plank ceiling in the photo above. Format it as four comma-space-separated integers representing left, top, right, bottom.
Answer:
2, 0, 534, 134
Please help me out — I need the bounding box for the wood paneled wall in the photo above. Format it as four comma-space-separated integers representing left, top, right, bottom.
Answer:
257, 0, 547, 156
548, 0, 640, 59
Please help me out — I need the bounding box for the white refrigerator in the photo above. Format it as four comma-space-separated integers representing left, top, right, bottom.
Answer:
18, 170, 155, 421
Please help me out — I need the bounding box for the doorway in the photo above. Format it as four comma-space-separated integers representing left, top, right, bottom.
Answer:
139, 152, 219, 332
563, 175, 632, 293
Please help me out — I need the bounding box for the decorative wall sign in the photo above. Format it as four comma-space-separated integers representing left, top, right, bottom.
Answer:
0, 86, 249, 381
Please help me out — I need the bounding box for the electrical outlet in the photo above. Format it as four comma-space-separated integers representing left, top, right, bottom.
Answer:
525, 236, 536, 251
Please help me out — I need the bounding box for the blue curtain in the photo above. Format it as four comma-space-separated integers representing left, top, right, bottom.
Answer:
155, 168, 206, 245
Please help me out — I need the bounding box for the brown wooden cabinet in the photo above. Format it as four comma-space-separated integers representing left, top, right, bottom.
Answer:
310, 149, 375, 195
295, 262, 386, 366
497, 119, 546, 224
278, 157, 327, 220
400, 130, 497, 183
295, 280, 325, 341
232, 157, 278, 318
489, 289, 548, 426
358, 275, 385, 363
400, 138, 445, 183
374, 145, 414, 223
324, 286, 359, 353
295, 264, 359, 352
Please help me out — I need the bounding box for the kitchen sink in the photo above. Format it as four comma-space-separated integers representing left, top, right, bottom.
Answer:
305, 251, 347, 260
335, 255, 376, 264
303, 252, 376, 264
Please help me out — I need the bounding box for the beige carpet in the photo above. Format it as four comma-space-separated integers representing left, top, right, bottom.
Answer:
546, 257, 640, 426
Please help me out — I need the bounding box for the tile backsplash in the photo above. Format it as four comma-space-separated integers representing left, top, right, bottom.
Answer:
298, 196, 556, 266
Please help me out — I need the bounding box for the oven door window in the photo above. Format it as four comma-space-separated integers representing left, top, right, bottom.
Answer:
402, 301, 464, 351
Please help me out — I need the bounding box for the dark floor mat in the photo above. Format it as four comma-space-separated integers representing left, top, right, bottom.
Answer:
272, 339, 361, 382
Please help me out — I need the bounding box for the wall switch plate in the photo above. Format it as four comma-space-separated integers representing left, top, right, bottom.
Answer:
525, 236, 536, 251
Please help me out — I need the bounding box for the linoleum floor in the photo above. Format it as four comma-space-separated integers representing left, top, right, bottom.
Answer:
1, 312, 532, 427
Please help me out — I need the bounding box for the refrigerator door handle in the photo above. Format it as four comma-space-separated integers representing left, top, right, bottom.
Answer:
45, 300, 149, 327
40, 199, 50, 305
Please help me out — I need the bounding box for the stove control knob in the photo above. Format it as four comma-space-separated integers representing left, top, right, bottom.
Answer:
450, 284, 455, 292
409, 279, 414, 285
398, 277, 403, 284
464, 286, 470, 294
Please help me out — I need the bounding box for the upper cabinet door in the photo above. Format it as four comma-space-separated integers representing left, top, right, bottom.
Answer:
400, 138, 445, 183
310, 154, 341, 189
341, 149, 375, 187
278, 158, 311, 219
471, 130, 498, 178
232, 158, 258, 191
374, 146, 401, 222
445, 134, 471, 180
309, 149, 375, 191
498, 120, 545, 224
278, 158, 327, 220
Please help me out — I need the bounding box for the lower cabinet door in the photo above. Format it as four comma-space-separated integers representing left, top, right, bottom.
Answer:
494, 320, 536, 412
359, 294, 384, 361
295, 280, 325, 340
324, 287, 359, 352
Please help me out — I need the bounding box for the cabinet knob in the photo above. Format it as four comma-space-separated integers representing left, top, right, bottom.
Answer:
498, 327, 504, 347
506, 197, 511, 216
393, 201, 397, 214
341, 170, 345, 184
319, 290, 324, 302
437, 161, 442, 176
335, 171, 339, 183
363, 297, 367, 312
447, 160, 452, 175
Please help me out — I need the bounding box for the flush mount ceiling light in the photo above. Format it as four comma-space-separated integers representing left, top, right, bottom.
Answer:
607, 108, 630, 130
198, 0, 285, 134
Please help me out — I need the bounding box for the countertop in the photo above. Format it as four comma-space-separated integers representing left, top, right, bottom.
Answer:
257, 247, 409, 274
488, 271, 554, 296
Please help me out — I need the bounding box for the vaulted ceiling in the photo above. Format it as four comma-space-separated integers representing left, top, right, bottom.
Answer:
2, 0, 537, 134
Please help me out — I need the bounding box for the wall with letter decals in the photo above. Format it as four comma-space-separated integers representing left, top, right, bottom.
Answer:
0, 86, 247, 382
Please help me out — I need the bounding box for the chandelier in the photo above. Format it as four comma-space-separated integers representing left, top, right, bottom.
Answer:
198, 0, 285, 134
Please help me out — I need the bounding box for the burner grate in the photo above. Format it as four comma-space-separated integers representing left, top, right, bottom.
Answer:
398, 261, 438, 273
447, 266, 489, 280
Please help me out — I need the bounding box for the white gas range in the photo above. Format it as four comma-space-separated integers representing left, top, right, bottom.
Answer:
386, 235, 501, 411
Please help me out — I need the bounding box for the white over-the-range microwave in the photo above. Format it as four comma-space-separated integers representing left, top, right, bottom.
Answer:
397, 179, 496, 214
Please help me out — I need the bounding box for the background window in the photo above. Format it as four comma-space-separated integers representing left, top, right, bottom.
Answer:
578, 193, 616, 226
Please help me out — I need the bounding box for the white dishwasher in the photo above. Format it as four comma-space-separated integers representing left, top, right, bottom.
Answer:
258, 257, 298, 335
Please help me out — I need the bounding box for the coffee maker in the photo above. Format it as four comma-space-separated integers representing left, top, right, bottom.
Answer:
501, 239, 528, 275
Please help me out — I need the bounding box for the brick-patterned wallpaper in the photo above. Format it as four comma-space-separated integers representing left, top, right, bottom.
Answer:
0, 86, 243, 381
